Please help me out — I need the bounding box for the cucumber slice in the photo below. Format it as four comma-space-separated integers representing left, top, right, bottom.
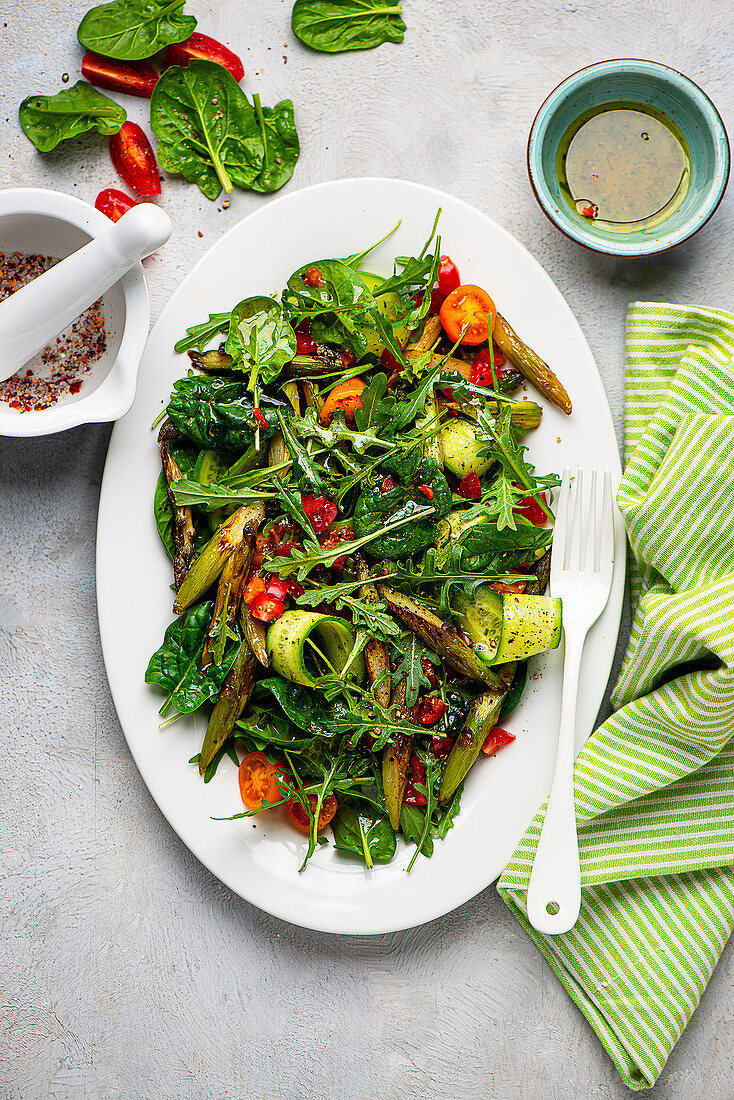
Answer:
266, 611, 365, 687
358, 272, 410, 355
439, 419, 494, 478
454, 589, 562, 666
494, 595, 562, 663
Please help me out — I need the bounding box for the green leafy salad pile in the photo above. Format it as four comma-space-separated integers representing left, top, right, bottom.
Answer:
147, 216, 568, 871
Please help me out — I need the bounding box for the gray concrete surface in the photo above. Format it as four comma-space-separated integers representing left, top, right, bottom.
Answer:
2, 1, 734, 1097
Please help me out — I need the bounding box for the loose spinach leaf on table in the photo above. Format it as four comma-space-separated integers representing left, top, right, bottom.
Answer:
150, 61, 263, 200
292, 0, 406, 53
250, 94, 300, 193
225, 296, 296, 389
19, 82, 126, 151
173, 311, 231, 354
167, 374, 282, 452
77, 0, 196, 60
332, 799, 396, 866
145, 601, 239, 715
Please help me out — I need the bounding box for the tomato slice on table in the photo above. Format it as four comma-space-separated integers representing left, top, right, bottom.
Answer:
165, 32, 245, 83
238, 751, 288, 810
439, 284, 496, 346
81, 52, 159, 97
285, 792, 338, 833
95, 188, 137, 223
109, 121, 161, 196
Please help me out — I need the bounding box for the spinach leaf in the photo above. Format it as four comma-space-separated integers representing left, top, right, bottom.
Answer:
390, 632, 439, 707
150, 61, 263, 200
283, 259, 375, 358
399, 804, 433, 858
499, 662, 528, 720
19, 82, 126, 152
225, 296, 296, 389
353, 456, 450, 559
259, 677, 350, 738
154, 470, 175, 559
332, 800, 396, 866
145, 602, 239, 715
250, 94, 300, 193
353, 373, 397, 436
292, 0, 406, 53
77, 0, 196, 60
167, 374, 282, 452
174, 311, 231, 354
459, 518, 552, 572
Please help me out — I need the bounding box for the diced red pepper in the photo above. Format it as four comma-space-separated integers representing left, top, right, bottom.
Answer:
403, 756, 428, 806
438, 255, 461, 298
243, 576, 266, 605
457, 470, 482, 500
82, 52, 159, 97
253, 408, 268, 430
275, 542, 297, 557
249, 593, 286, 623
415, 697, 449, 726
319, 525, 354, 572
430, 734, 454, 758
109, 121, 161, 196
481, 726, 516, 755
470, 346, 505, 387
380, 477, 395, 494
420, 656, 436, 688
301, 492, 338, 532
294, 319, 317, 355
514, 492, 547, 526
165, 32, 245, 83
381, 348, 402, 374
417, 485, 434, 500
264, 574, 290, 601
94, 187, 137, 223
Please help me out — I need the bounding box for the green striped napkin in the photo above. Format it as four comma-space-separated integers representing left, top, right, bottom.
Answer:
498, 301, 734, 1090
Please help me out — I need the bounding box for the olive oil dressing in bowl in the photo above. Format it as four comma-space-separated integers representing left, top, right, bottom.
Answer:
528, 60, 729, 256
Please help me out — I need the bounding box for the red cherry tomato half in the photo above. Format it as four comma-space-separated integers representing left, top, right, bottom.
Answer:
82, 52, 159, 97
437, 255, 461, 298
514, 492, 548, 526
166, 33, 245, 82
481, 726, 516, 756
285, 792, 338, 833
238, 751, 288, 810
109, 121, 161, 196
440, 284, 497, 346
95, 187, 137, 223
420, 656, 437, 688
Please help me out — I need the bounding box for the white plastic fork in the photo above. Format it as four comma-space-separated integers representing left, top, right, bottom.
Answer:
526, 467, 615, 935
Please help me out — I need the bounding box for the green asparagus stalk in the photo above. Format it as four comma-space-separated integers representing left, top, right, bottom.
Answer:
493, 312, 572, 415
382, 681, 412, 830
199, 640, 257, 774
438, 685, 509, 803
158, 419, 197, 591
174, 502, 265, 614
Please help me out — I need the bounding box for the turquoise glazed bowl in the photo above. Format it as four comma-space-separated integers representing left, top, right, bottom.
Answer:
527, 59, 729, 256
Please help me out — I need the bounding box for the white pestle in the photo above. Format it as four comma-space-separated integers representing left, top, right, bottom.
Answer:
0, 203, 172, 383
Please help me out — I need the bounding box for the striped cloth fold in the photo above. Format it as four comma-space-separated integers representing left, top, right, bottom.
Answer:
498, 302, 734, 1090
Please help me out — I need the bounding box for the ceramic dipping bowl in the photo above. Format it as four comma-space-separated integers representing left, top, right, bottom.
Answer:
527, 59, 730, 256
0, 187, 150, 437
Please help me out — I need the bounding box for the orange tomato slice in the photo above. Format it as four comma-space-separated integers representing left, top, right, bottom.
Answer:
439, 284, 496, 346
238, 751, 288, 810
285, 792, 338, 833
319, 378, 366, 426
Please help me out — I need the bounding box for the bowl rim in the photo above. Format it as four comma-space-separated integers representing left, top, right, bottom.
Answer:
0, 186, 149, 437
526, 58, 731, 257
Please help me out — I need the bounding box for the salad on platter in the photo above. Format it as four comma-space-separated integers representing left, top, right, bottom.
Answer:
146, 215, 572, 871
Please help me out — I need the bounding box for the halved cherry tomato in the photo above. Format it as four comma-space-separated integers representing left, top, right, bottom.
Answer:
95, 187, 137, 223
294, 319, 317, 355
82, 52, 159, 97
319, 378, 366, 427
431, 734, 455, 758
165, 32, 245, 82
249, 593, 285, 622
238, 751, 288, 810
285, 792, 338, 833
243, 575, 266, 605
438, 255, 461, 298
457, 470, 482, 500
481, 726, 516, 755
514, 492, 547, 526
440, 284, 496, 346
109, 122, 161, 196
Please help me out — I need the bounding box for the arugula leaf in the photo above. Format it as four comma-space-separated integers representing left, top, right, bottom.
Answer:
476, 405, 553, 528
170, 477, 271, 510
19, 82, 126, 151
352, 373, 398, 436
406, 752, 441, 870
292, 0, 406, 53
150, 61, 263, 200
167, 374, 282, 452
390, 632, 439, 707
436, 783, 463, 840
77, 0, 196, 60
173, 311, 231, 354
225, 296, 296, 389
250, 94, 300, 193
399, 804, 433, 858
276, 411, 328, 493
296, 583, 400, 638
294, 407, 393, 455
145, 602, 239, 715
343, 221, 401, 269
332, 800, 396, 866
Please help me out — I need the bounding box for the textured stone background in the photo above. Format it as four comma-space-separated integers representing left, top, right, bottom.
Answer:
2, 1, 734, 1097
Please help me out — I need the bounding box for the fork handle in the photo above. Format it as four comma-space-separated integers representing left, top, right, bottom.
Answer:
526, 630, 585, 935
